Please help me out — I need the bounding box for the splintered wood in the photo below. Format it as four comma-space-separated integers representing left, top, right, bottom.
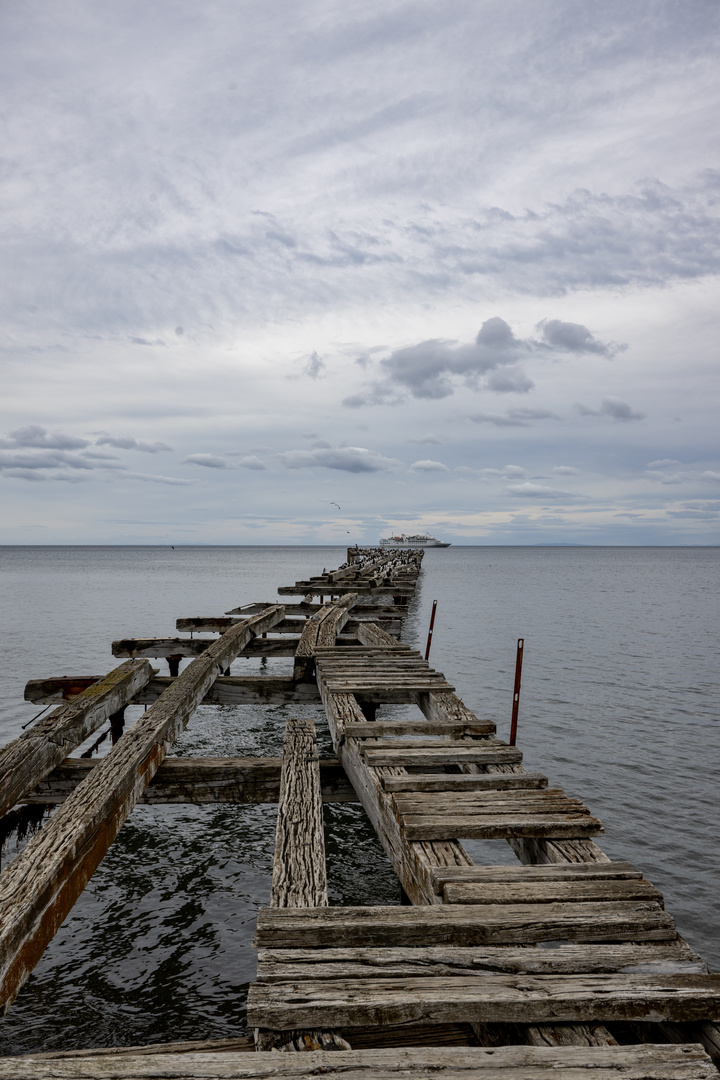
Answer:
1, 547, 718, 1078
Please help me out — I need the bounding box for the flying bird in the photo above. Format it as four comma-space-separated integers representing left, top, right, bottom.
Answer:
330, 501, 341, 509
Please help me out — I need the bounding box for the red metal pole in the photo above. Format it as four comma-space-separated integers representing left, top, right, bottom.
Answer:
424, 600, 438, 661
509, 638, 524, 746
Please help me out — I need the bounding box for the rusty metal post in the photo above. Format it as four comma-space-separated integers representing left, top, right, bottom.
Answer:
424, 600, 438, 662
509, 638, 524, 746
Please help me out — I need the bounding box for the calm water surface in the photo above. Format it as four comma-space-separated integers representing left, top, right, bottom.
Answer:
0, 545, 718, 1053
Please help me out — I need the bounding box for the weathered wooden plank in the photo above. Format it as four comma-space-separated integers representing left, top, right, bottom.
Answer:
24, 675, 323, 707
382, 773, 548, 794
271, 718, 327, 908
344, 720, 496, 738
112, 637, 310, 659
137, 676, 322, 706
254, 901, 677, 948
0, 1043, 715, 1078
22, 756, 359, 805
393, 788, 589, 808
0, 605, 284, 1013
401, 813, 604, 841
430, 862, 642, 889
443, 880, 662, 906
247, 972, 720, 1031
363, 747, 523, 767
0, 660, 155, 818
256, 941, 707, 981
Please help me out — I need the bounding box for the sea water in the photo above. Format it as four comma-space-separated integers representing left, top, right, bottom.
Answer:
0, 545, 718, 1053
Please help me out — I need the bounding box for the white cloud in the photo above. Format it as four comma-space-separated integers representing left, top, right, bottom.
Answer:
280, 446, 401, 473
409, 459, 449, 472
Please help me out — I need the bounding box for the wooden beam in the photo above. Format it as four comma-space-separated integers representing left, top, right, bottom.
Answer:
0, 605, 284, 1013
0, 659, 155, 818
253, 901, 677, 948
256, 941, 706, 981
271, 718, 328, 908
257, 717, 350, 1053
0, 1043, 714, 1078
25, 675, 322, 708
247, 972, 720, 1031
22, 756, 358, 805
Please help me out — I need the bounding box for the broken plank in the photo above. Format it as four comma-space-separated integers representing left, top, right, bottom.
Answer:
246, 972, 720, 1031
0, 605, 284, 1013
253, 901, 676, 948
0, 659, 155, 818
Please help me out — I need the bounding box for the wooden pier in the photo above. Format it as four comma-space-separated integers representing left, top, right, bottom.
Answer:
1, 548, 719, 1078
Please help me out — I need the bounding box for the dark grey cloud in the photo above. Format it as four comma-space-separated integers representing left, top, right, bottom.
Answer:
0, 425, 89, 450
305, 352, 325, 378
379, 318, 524, 400
345, 316, 620, 406
537, 319, 626, 356
280, 445, 401, 473
576, 398, 645, 421
468, 407, 560, 427
507, 482, 578, 499
96, 435, 172, 452
184, 454, 229, 469
184, 453, 268, 471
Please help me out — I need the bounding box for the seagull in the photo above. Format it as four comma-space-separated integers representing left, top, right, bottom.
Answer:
330, 501, 341, 509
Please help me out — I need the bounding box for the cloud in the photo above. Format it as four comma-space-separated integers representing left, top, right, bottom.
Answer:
507, 482, 577, 499
96, 435, 172, 452
576, 398, 646, 421
305, 352, 325, 378
468, 406, 560, 427
408, 434, 443, 444
379, 317, 525, 400
183, 454, 229, 469
553, 465, 580, 475
235, 455, 267, 470
124, 472, 197, 486
409, 459, 449, 472
537, 319, 626, 356
0, 448, 96, 473
0, 425, 89, 450
647, 459, 681, 468
345, 315, 622, 407
279, 445, 401, 473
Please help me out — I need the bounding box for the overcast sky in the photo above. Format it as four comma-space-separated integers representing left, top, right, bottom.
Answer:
1, 0, 718, 544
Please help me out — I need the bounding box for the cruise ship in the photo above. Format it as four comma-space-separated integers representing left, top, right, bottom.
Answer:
379, 533, 451, 548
